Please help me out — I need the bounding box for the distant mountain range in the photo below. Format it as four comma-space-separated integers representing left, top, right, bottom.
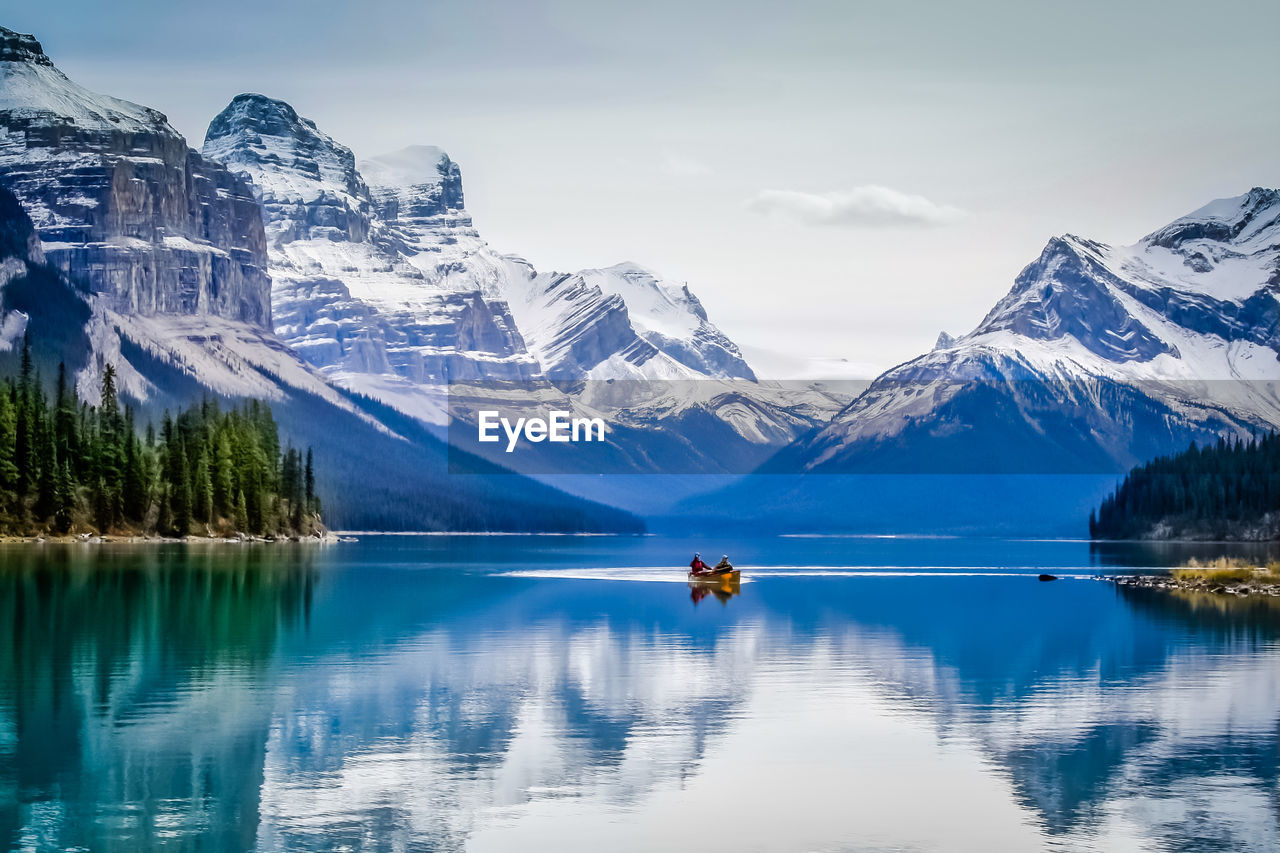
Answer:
682, 189, 1280, 534
776, 188, 1280, 475
1, 22, 1278, 534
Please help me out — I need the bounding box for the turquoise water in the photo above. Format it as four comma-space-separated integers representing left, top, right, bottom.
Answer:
0, 535, 1278, 851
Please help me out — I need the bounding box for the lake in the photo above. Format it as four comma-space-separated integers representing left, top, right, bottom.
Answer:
1, 535, 1277, 852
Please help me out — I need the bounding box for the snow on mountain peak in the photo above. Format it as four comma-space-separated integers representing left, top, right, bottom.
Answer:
202, 94, 540, 399
361, 145, 451, 189
0, 26, 169, 135
360, 145, 465, 221
793, 188, 1280, 476
582, 263, 707, 336
203, 93, 365, 198
203, 93, 374, 244
1144, 187, 1280, 255
510, 262, 756, 381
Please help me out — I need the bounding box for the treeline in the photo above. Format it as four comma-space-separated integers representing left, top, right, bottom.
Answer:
1090, 433, 1280, 539
0, 343, 322, 537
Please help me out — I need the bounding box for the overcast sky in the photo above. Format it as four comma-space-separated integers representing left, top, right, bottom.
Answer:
8, 1, 1278, 376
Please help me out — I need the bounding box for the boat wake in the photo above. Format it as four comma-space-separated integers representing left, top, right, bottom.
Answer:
497, 567, 1102, 582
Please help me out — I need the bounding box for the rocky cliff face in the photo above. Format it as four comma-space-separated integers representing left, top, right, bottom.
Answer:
202, 95, 539, 394
0, 182, 44, 350
199, 95, 768, 388
0, 27, 271, 327
361, 144, 464, 222
203, 93, 373, 246
0, 25, 649, 531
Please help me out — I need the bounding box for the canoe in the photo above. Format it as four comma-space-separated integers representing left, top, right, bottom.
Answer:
688, 569, 740, 588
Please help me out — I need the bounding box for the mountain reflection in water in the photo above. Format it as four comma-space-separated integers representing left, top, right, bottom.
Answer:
0, 537, 1276, 852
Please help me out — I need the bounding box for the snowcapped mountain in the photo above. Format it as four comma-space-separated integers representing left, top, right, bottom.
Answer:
203, 94, 537, 411
0, 26, 638, 532
505, 261, 756, 381
784, 188, 1280, 474
0, 30, 270, 333
200, 94, 760, 390
0, 27, 356, 411
201, 93, 844, 469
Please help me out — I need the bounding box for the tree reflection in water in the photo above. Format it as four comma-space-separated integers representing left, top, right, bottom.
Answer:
0, 544, 315, 852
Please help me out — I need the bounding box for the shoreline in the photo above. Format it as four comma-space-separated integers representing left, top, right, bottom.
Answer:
0, 531, 348, 545
1104, 573, 1280, 598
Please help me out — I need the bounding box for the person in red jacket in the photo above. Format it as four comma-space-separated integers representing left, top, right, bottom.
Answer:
689, 553, 710, 575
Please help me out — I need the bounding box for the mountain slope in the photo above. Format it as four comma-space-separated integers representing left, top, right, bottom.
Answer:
503, 261, 756, 381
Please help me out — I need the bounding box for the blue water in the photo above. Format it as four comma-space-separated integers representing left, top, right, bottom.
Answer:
0, 535, 1277, 851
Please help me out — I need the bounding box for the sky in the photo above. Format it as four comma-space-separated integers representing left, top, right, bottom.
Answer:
5, 0, 1277, 376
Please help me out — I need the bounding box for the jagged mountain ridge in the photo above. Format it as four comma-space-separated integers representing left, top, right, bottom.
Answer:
781, 188, 1280, 474
200, 94, 760, 391
0, 28, 344, 411
200, 93, 840, 476
506, 261, 756, 381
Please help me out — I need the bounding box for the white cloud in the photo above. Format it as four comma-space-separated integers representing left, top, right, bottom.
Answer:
745, 185, 965, 228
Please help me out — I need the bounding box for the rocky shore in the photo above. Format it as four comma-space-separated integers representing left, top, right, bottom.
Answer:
1104, 573, 1280, 598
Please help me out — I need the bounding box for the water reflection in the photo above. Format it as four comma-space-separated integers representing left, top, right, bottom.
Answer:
0, 540, 1276, 851
687, 573, 741, 606
0, 545, 315, 852
1089, 539, 1280, 569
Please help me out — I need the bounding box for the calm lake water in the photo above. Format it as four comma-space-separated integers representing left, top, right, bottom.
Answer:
1, 535, 1278, 852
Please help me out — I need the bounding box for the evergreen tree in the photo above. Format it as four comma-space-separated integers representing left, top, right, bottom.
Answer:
35, 412, 55, 521
0, 360, 321, 536
14, 339, 33, 499
305, 447, 315, 513
54, 362, 78, 473
1092, 432, 1280, 539
122, 411, 148, 521
172, 443, 192, 535
53, 460, 74, 533
0, 390, 17, 497
213, 432, 234, 518
194, 452, 213, 526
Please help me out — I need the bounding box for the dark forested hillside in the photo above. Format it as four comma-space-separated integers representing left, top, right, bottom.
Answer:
1090, 434, 1280, 540
0, 342, 320, 538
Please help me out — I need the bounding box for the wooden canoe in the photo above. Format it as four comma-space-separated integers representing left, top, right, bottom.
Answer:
688, 570, 740, 590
